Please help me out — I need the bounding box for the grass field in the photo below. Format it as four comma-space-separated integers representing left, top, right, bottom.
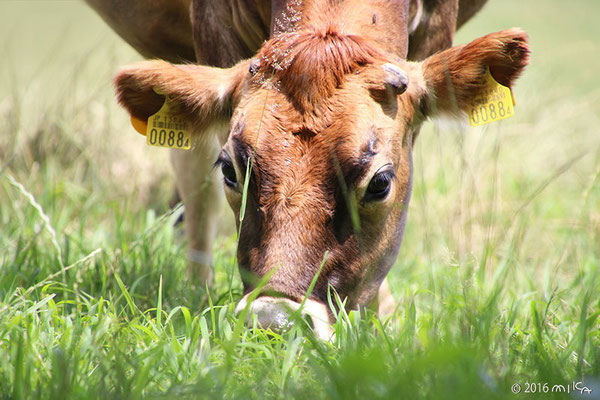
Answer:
1, 0, 599, 399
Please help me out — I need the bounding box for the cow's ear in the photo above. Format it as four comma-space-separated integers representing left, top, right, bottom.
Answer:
114, 59, 250, 131
416, 28, 530, 118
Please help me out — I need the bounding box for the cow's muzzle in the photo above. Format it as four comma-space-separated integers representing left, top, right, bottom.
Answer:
234, 294, 334, 340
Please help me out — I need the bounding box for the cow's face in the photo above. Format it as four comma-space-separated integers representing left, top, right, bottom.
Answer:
219, 35, 418, 315
115, 29, 529, 337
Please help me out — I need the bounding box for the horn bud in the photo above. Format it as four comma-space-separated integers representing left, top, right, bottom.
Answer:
249, 58, 261, 75
382, 63, 409, 94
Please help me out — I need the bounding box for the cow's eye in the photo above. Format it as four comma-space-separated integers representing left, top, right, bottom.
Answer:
364, 166, 394, 201
221, 161, 237, 188
215, 152, 237, 188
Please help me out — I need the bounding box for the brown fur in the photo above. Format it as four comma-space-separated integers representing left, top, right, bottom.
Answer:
191, 0, 271, 67
114, 60, 251, 132
86, 0, 489, 65
407, 0, 490, 61
255, 30, 382, 118
86, 0, 196, 63
98, 0, 529, 316
420, 28, 530, 115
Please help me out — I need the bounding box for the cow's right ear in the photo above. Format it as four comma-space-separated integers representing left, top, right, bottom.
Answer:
114, 59, 250, 132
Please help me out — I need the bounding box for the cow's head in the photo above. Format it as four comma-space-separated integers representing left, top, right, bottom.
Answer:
115, 28, 529, 338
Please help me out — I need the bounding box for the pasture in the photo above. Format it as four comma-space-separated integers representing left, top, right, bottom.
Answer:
1, 0, 599, 398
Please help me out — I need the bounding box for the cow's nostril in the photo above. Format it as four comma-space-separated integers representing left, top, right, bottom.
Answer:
236, 295, 297, 332
254, 300, 294, 331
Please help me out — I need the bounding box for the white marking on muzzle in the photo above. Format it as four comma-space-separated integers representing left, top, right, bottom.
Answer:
235, 293, 334, 340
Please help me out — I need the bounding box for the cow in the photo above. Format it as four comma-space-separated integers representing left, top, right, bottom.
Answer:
87, 0, 529, 338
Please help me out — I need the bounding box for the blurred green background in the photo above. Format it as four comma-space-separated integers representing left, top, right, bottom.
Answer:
0, 1, 598, 399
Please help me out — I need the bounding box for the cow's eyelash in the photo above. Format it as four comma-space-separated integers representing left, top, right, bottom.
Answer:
212, 157, 224, 170
213, 152, 231, 169
378, 169, 397, 182
374, 163, 396, 179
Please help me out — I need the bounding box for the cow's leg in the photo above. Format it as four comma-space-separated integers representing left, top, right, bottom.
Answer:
369, 278, 397, 317
170, 128, 226, 286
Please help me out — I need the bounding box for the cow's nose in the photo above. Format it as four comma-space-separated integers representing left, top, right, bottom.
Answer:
234, 294, 334, 340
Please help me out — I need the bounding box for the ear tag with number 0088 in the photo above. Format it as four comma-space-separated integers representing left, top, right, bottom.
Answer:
130, 91, 191, 150
468, 68, 516, 127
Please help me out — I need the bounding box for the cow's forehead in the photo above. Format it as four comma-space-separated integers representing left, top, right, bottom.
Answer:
231, 79, 400, 160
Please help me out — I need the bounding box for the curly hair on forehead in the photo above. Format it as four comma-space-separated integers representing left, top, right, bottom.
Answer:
254, 28, 385, 115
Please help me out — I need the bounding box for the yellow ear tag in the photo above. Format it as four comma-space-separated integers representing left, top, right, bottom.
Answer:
468, 68, 516, 127
141, 92, 192, 150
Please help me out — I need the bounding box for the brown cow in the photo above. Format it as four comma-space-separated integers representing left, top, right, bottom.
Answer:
90, 0, 529, 338
87, 0, 488, 284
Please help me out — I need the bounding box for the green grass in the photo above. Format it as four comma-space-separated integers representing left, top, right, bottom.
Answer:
1, 0, 599, 399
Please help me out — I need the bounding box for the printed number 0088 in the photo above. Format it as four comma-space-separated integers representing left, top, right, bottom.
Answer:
149, 129, 186, 147
471, 100, 509, 124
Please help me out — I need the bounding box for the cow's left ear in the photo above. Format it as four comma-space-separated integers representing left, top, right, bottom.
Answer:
114, 59, 250, 133
414, 28, 530, 118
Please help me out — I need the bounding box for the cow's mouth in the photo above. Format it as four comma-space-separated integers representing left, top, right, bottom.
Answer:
234, 293, 334, 340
